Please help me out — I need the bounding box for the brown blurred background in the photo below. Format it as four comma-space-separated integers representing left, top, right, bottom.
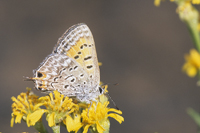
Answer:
1, 0, 200, 132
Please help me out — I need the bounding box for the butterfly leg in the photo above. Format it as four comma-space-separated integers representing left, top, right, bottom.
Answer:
87, 100, 98, 117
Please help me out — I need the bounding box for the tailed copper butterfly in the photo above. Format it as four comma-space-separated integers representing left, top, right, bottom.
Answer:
30, 23, 103, 103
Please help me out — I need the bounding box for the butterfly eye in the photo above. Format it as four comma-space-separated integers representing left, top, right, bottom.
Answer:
37, 72, 43, 78
99, 87, 103, 94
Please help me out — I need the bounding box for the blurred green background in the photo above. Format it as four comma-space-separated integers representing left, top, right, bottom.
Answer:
1, 0, 200, 132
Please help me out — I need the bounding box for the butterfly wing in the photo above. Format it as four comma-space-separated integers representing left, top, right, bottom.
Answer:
33, 54, 93, 97
32, 23, 101, 103
53, 23, 100, 87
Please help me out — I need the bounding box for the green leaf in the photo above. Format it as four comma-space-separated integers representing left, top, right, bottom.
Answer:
187, 108, 200, 127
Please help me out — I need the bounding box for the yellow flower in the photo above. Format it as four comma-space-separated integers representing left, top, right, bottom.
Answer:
99, 94, 108, 105
154, 0, 161, 7
65, 114, 83, 133
80, 101, 124, 133
99, 81, 108, 93
65, 101, 124, 133
10, 88, 46, 127
192, 0, 200, 4
39, 90, 78, 127
11, 87, 124, 133
183, 49, 200, 77
98, 62, 102, 66
198, 23, 200, 31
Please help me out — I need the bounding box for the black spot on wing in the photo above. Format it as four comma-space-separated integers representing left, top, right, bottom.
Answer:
84, 56, 92, 61
74, 55, 79, 59
69, 68, 73, 71
87, 65, 93, 69
62, 41, 66, 45
64, 85, 69, 88
74, 66, 78, 70
71, 78, 75, 82
80, 74, 84, 77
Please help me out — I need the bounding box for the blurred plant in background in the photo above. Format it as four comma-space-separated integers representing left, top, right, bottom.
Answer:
155, 0, 200, 132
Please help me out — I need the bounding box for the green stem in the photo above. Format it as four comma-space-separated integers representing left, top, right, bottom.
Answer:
187, 108, 200, 127
186, 21, 200, 52
89, 127, 99, 133
52, 125, 60, 133
34, 121, 48, 133
173, 1, 200, 52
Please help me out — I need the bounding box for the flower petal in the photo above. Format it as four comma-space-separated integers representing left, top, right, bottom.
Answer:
28, 109, 46, 126
83, 125, 90, 133
96, 121, 106, 133
48, 112, 55, 127
154, 0, 161, 7
108, 113, 124, 124
33, 103, 44, 111
10, 116, 15, 127
66, 115, 83, 133
108, 108, 122, 114
15, 113, 23, 124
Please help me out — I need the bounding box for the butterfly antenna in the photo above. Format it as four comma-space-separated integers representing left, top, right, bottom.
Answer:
106, 93, 119, 110
101, 82, 120, 110
101, 83, 119, 86
23, 76, 33, 81
113, 83, 119, 86
101, 83, 110, 86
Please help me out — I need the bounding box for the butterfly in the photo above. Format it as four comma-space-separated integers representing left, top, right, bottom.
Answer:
29, 23, 104, 103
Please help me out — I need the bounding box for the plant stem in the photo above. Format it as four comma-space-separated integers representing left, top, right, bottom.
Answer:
52, 125, 60, 133
34, 121, 48, 133
186, 21, 200, 52
187, 108, 200, 127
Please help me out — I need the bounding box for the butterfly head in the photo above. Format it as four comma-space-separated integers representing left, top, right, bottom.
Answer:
98, 86, 104, 94
29, 71, 48, 91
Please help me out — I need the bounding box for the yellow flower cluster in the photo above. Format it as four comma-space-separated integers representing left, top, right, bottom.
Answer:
10, 88, 46, 127
38, 90, 79, 127
192, 0, 200, 4
154, 0, 200, 78
183, 49, 200, 77
154, 0, 200, 7
66, 101, 123, 133
11, 88, 124, 133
